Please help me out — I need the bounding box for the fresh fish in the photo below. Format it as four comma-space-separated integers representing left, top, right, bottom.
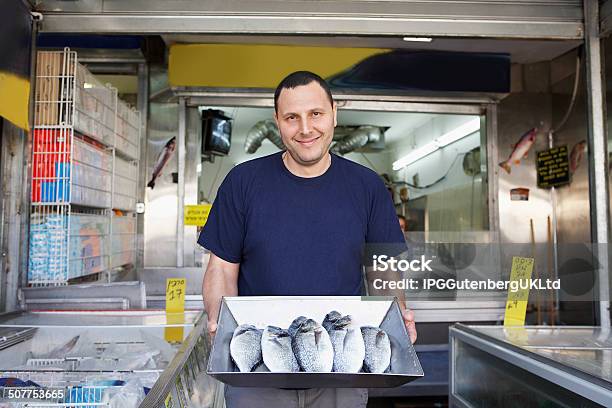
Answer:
49, 335, 80, 358
291, 318, 333, 372
361, 326, 391, 373
287, 315, 308, 338
499, 128, 538, 174
322, 311, 365, 373
147, 137, 176, 189
569, 140, 587, 173
261, 326, 299, 372
230, 324, 262, 372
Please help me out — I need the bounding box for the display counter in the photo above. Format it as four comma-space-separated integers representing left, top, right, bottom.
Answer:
0, 310, 223, 408
450, 324, 612, 407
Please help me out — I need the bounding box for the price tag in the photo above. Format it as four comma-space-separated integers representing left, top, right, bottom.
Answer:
165, 278, 186, 343
165, 393, 173, 408
166, 278, 186, 313
504, 256, 534, 327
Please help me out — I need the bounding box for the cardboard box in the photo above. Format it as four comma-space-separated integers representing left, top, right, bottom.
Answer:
35, 52, 63, 126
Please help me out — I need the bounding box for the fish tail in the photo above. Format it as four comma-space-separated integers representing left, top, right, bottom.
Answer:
499, 161, 511, 174
147, 179, 155, 189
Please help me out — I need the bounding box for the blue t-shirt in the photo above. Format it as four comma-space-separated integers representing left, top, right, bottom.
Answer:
197, 152, 404, 296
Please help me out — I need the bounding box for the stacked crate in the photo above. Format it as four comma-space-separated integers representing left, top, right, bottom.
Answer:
29, 49, 140, 286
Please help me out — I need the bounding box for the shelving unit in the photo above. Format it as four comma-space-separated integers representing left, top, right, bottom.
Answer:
29, 48, 140, 286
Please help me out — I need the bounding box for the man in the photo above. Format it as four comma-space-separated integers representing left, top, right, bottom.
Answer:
199, 71, 416, 408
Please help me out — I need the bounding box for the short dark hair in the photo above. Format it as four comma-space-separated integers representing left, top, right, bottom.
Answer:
274, 71, 334, 113
397, 214, 407, 223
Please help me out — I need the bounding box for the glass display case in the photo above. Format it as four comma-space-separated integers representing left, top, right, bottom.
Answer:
450, 324, 612, 408
0, 310, 223, 408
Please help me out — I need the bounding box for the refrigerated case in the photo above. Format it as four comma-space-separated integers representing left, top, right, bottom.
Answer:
450, 324, 612, 407
0, 310, 223, 408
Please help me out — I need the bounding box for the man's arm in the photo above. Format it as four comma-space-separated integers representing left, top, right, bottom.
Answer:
203, 252, 240, 337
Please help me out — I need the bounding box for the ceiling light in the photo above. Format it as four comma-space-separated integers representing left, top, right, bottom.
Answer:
392, 141, 438, 170
402, 37, 433, 43
392, 117, 481, 171
435, 117, 480, 147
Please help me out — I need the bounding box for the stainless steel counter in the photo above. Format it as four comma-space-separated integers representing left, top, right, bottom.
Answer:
450, 324, 612, 408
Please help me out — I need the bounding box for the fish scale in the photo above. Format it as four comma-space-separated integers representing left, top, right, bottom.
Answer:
290, 317, 333, 372
230, 324, 263, 372
261, 326, 299, 372
361, 326, 391, 373
323, 311, 365, 373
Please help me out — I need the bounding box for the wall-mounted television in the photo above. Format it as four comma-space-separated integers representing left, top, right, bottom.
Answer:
202, 109, 232, 156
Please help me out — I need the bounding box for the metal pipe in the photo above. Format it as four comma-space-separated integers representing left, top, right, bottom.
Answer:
244, 120, 285, 153
330, 126, 382, 155
584, 0, 611, 328
485, 104, 499, 235
177, 97, 186, 268
136, 63, 149, 275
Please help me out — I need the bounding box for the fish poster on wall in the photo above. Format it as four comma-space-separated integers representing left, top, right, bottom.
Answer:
147, 136, 176, 189
569, 140, 587, 174
499, 127, 538, 174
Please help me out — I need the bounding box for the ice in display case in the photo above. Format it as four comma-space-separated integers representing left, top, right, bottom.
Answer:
0, 310, 223, 408
450, 324, 612, 408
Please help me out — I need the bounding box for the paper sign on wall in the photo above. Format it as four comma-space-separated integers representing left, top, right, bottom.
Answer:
504, 257, 534, 326
184, 204, 212, 226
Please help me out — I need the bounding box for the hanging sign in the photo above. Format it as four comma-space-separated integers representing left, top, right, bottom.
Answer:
536, 146, 570, 188
165, 278, 186, 343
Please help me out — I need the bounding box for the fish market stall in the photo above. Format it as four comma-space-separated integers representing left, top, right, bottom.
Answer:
0, 310, 224, 408
449, 324, 612, 408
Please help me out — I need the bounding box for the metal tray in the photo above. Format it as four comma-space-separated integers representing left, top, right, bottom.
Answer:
207, 296, 423, 388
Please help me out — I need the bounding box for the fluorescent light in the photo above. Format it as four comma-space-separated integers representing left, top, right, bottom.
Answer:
392, 117, 481, 171
402, 37, 433, 42
392, 141, 438, 170
435, 118, 480, 147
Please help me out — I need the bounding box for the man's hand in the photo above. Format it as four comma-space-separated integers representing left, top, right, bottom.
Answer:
203, 253, 239, 344
401, 308, 417, 344
207, 320, 218, 340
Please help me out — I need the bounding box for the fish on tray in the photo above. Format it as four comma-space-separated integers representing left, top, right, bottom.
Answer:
228, 313, 394, 375
322, 311, 365, 373
499, 128, 538, 174
147, 136, 176, 189
230, 324, 263, 372
290, 317, 334, 372
261, 326, 300, 372
361, 326, 391, 373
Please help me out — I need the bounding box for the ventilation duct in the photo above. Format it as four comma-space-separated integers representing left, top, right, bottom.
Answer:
330, 126, 383, 155
244, 121, 384, 155
244, 120, 285, 153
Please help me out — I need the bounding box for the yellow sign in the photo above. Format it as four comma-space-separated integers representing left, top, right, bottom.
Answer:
165, 278, 186, 343
504, 257, 534, 327
184, 204, 212, 227
169, 44, 389, 88
164, 393, 173, 408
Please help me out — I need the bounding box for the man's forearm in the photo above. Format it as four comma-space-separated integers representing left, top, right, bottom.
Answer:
203, 265, 238, 325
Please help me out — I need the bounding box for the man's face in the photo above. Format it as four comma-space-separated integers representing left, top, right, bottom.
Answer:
274, 81, 337, 166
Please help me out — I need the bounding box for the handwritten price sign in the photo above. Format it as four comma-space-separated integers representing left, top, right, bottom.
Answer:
165, 278, 186, 343
504, 257, 534, 327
